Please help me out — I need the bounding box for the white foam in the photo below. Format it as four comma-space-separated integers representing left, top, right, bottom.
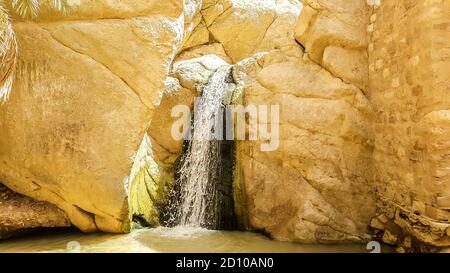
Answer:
144, 226, 216, 239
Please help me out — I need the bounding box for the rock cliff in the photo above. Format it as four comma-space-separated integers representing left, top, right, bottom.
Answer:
0, 0, 202, 233
0, 0, 448, 251
0, 183, 70, 239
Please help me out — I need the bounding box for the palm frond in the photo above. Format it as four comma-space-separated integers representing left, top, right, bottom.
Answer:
9, 0, 71, 18
50, 0, 69, 15
11, 0, 40, 18
0, 5, 17, 103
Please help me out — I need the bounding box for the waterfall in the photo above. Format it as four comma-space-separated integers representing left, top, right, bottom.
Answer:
165, 65, 236, 229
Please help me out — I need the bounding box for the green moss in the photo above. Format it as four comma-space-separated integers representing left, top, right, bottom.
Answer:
230, 84, 245, 105
129, 158, 175, 227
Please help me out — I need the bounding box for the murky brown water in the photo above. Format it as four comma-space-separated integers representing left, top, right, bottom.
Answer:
0, 227, 391, 253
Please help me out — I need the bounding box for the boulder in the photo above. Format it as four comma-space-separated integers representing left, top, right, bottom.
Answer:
232, 49, 376, 243
0, 184, 70, 239
294, 0, 369, 93
183, 0, 302, 63
0, 0, 201, 233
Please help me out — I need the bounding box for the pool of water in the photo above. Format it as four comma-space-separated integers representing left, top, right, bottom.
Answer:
0, 227, 391, 253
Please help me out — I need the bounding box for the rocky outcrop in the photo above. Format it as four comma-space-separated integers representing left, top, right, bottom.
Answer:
295, 0, 369, 92
0, 0, 303, 236
198, 0, 374, 244
0, 0, 448, 250
232, 49, 376, 243
158, 0, 377, 243
0, 0, 202, 233
0, 183, 70, 239
182, 0, 301, 62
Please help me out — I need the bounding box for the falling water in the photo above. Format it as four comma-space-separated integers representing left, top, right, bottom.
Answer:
167, 65, 235, 228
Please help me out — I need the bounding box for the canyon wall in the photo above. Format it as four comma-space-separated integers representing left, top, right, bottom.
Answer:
165, 0, 378, 243
185, 0, 449, 247
0, 0, 449, 250
233, 51, 377, 243
232, 0, 377, 243
0, 0, 203, 233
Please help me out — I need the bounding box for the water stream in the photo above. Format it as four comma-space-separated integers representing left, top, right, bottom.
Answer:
165, 66, 235, 229
0, 228, 389, 253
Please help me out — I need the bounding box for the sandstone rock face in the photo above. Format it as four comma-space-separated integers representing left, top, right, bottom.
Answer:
0, 0, 448, 250
8, 0, 186, 22
148, 78, 196, 167
0, 0, 201, 233
176, 43, 232, 64
0, 0, 305, 236
295, 0, 369, 93
367, 0, 450, 247
147, 0, 377, 243
233, 49, 376, 243
0, 184, 70, 239
182, 0, 302, 62
322, 46, 368, 91
172, 54, 229, 91
224, 0, 377, 244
